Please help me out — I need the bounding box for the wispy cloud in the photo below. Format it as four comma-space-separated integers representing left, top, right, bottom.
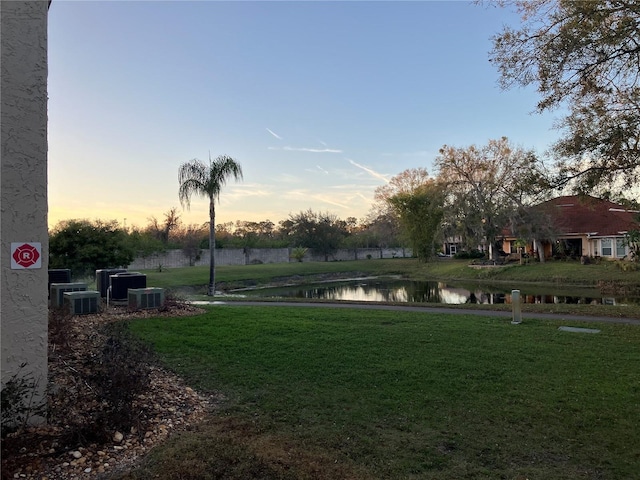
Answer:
228, 184, 270, 197
284, 189, 351, 210
287, 146, 342, 153
269, 146, 343, 154
273, 173, 303, 184
266, 128, 282, 140
347, 159, 389, 183
316, 165, 329, 174
355, 192, 371, 203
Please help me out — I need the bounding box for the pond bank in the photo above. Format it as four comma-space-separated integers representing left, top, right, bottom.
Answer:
143, 258, 640, 318
196, 300, 640, 325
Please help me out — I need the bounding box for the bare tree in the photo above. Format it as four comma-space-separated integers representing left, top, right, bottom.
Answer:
489, 0, 640, 192
435, 137, 548, 259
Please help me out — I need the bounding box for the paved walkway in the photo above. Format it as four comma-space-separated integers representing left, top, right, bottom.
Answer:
192, 300, 640, 326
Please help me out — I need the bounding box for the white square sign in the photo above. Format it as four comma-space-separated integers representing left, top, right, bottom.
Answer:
11, 242, 42, 269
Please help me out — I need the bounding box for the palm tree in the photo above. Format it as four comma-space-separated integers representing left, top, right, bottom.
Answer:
178, 154, 243, 296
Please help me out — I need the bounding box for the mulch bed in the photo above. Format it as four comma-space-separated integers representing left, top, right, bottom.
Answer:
2, 302, 221, 480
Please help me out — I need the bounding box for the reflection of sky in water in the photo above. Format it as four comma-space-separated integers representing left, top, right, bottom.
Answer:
326, 285, 408, 302
438, 287, 469, 304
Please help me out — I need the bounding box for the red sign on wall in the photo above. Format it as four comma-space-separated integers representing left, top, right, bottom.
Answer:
11, 242, 42, 269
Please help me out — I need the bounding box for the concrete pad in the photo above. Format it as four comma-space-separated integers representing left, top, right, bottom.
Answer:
558, 326, 601, 334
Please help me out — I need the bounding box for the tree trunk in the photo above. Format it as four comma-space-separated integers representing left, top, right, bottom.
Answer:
534, 239, 545, 264
208, 199, 216, 296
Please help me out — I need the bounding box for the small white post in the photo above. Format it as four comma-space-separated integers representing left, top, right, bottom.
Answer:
511, 289, 522, 324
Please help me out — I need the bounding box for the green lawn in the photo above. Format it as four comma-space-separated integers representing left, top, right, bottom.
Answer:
142, 257, 640, 290
124, 305, 640, 479
142, 259, 413, 290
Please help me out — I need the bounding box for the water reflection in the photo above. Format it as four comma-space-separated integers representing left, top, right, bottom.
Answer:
248, 279, 638, 306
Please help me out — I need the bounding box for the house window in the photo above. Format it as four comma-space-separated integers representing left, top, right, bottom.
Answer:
616, 238, 626, 258
450, 244, 457, 256
601, 238, 612, 256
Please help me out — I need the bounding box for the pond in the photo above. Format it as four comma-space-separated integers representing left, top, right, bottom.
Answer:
237, 278, 640, 306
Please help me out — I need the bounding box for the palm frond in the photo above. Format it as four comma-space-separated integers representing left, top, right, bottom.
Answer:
178, 155, 243, 208
208, 155, 244, 203
178, 159, 208, 210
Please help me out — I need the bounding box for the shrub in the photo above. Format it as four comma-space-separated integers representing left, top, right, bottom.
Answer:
48, 306, 74, 352
89, 323, 153, 435
290, 247, 307, 263
51, 322, 155, 444
454, 249, 485, 260
158, 289, 185, 312
615, 260, 640, 272
1, 364, 46, 437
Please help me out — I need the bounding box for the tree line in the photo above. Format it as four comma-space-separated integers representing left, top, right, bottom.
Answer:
48, 207, 404, 279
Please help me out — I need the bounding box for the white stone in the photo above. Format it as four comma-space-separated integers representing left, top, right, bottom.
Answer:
558, 326, 601, 334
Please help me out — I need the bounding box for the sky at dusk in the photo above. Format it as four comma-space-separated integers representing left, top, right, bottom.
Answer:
47, 0, 560, 230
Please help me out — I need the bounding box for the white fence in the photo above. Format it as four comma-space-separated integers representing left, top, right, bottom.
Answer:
127, 247, 412, 270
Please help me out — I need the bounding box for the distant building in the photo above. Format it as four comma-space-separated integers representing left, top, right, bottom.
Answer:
501, 195, 639, 261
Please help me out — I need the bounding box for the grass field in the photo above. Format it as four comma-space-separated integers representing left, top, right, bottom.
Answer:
142, 257, 640, 290
122, 305, 640, 479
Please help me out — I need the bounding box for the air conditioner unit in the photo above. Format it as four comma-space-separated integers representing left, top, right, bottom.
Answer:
110, 273, 146, 301
63, 290, 100, 315
48, 269, 71, 296
96, 268, 127, 297
128, 288, 165, 310
50, 282, 88, 307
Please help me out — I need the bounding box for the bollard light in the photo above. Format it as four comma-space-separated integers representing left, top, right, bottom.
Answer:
511, 289, 522, 324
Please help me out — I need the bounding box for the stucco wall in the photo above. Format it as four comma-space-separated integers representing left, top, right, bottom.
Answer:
127, 247, 413, 270
1, 1, 49, 420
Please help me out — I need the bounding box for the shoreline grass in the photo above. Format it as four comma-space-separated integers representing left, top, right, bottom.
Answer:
124, 306, 640, 479
141, 258, 640, 319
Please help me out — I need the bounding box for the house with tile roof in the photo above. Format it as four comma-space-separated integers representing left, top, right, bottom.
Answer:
501, 195, 639, 261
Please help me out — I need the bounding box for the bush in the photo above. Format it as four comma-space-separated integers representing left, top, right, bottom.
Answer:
454, 249, 485, 260
50, 321, 155, 444
615, 260, 640, 272
158, 290, 190, 313
49, 219, 135, 280
89, 323, 153, 435
290, 247, 307, 263
48, 306, 74, 352
1, 364, 46, 437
